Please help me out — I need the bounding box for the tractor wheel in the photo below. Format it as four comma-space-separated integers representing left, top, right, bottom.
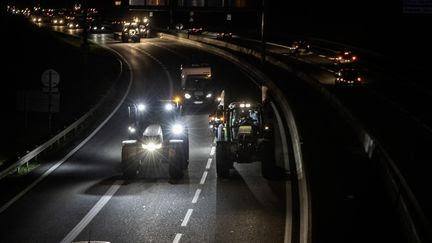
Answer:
216, 141, 231, 178
169, 144, 185, 179
121, 144, 139, 179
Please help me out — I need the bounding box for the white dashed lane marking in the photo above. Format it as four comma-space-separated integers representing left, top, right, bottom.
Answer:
205, 158, 212, 169
192, 189, 202, 204
181, 209, 193, 227
173, 233, 182, 243
199, 171, 208, 185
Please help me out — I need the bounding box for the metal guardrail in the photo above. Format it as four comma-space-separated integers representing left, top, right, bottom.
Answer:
170, 32, 431, 242
0, 44, 124, 181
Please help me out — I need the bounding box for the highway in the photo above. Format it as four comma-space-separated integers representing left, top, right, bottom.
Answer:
0, 37, 287, 242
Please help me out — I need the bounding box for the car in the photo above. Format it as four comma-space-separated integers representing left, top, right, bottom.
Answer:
66, 21, 80, 29
216, 32, 233, 40
187, 27, 204, 35
175, 23, 184, 30
335, 51, 358, 64
291, 40, 311, 55
88, 22, 111, 33
122, 100, 189, 179
335, 68, 364, 85
31, 15, 43, 24
51, 17, 65, 26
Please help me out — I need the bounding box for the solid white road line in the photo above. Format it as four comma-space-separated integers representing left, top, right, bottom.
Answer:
60, 180, 123, 243
173, 233, 183, 243
205, 158, 212, 170
209, 146, 216, 156
0, 50, 133, 214
199, 171, 208, 185
181, 209, 193, 227
192, 189, 202, 204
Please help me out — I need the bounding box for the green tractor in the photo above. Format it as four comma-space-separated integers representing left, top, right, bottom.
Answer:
215, 87, 275, 178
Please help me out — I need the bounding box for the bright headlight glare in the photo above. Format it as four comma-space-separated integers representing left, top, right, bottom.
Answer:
165, 103, 173, 111
128, 126, 136, 133
245, 103, 251, 108
206, 93, 212, 98
172, 124, 184, 135
137, 103, 145, 111
142, 142, 162, 151
185, 93, 191, 99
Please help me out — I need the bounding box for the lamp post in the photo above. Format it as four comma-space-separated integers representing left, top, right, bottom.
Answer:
261, 0, 266, 64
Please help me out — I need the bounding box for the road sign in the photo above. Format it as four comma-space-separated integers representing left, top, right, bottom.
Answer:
41, 69, 60, 88
227, 14, 232, 21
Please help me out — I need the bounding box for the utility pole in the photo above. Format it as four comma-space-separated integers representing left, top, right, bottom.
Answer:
81, 0, 89, 50
260, 0, 266, 64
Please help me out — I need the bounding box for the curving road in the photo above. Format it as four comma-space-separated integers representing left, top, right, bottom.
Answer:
0, 37, 288, 243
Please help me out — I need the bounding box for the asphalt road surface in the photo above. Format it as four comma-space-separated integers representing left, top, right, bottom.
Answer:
0, 37, 288, 243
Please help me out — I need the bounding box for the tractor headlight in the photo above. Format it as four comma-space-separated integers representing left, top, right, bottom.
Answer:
164, 103, 173, 111
184, 93, 191, 99
128, 126, 136, 133
142, 142, 162, 151
171, 124, 184, 135
137, 103, 146, 111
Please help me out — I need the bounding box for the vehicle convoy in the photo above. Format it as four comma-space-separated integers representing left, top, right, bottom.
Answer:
180, 64, 215, 106
121, 100, 189, 179
214, 87, 276, 178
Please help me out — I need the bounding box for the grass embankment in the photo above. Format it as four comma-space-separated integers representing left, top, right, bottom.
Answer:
0, 14, 120, 171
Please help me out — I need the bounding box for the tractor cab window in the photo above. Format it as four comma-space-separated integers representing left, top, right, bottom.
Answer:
230, 107, 260, 139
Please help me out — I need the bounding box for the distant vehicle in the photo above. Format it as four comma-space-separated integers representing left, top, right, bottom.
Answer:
66, 21, 80, 29
214, 86, 276, 178
335, 51, 357, 64
51, 17, 65, 26
209, 105, 225, 135
31, 16, 43, 24
88, 22, 111, 33
187, 27, 204, 35
122, 100, 189, 179
335, 68, 364, 85
291, 40, 310, 54
120, 22, 141, 43
175, 23, 184, 30
180, 64, 214, 106
216, 32, 233, 40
